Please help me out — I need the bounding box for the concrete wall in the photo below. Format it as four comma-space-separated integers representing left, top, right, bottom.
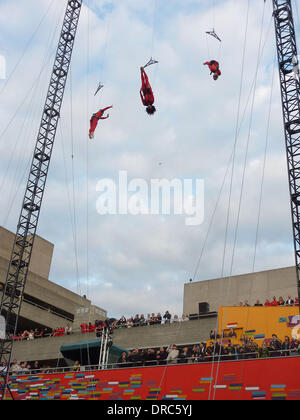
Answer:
112, 317, 217, 349
73, 305, 107, 330
0, 254, 100, 328
11, 317, 217, 363
0, 226, 107, 329
183, 266, 298, 316
217, 305, 300, 343
0, 226, 54, 280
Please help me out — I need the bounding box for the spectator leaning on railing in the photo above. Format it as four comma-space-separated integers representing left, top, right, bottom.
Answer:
73, 361, 80, 372
270, 334, 282, 357
156, 347, 167, 365
271, 297, 279, 306
259, 341, 270, 359
179, 346, 191, 364
166, 344, 179, 364
163, 311, 172, 324
133, 315, 140, 327
128, 348, 143, 367
65, 324, 72, 335
0, 362, 8, 375
126, 318, 133, 328
282, 336, 291, 357
290, 337, 300, 353
191, 345, 200, 363
10, 360, 22, 375
139, 314, 147, 326
118, 352, 128, 366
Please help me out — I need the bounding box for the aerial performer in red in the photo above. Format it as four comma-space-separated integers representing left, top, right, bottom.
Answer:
204, 60, 221, 80
140, 67, 156, 115
89, 105, 113, 139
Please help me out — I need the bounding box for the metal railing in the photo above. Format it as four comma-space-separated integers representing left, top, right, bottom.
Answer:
3, 349, 300, 378
7, 318, 193, 342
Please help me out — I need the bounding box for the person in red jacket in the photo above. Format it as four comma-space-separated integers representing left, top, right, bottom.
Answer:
140, 67, 156, 115
204, 60, 221, 80
89, 105, 113, 139
271, 296, 279, 306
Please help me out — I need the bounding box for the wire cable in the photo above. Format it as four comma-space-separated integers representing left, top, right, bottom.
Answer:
209, 0, 251, 400
228, 0, 267, 300
1, 3, 65, 225
0, 0, 56, 98
86, 0, 91, 301
252, 53, 277, 273
212, 0, 267, 400
69, 66, 81, 296
0, 2, 65, 148
236, 53, 277, 401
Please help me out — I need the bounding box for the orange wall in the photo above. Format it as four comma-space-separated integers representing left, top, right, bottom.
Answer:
218, 306, 300, 342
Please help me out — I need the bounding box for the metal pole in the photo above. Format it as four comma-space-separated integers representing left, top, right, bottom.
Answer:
98, 327, 104, 370
101, 329, 109, 370
272, 0, 300, 302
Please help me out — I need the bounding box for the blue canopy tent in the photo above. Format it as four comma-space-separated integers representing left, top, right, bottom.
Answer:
60, 339, 127, 367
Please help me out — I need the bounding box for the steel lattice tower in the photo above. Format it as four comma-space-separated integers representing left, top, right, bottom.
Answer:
273, 0, 300, 302
0, 0, 83, 398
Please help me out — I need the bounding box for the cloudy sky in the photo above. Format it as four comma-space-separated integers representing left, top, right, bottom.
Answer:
0, 0, 299, 319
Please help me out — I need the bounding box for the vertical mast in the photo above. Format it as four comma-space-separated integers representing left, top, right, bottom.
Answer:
273, 0, 300, 302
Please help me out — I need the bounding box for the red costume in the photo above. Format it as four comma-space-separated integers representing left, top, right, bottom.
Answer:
140, 67, 154, 107
204, 60, 221, 77
89, 106, 112, 139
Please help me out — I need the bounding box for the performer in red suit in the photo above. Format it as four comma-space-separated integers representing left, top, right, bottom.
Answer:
89, 105, 113, 139
140, 67, 156, 115
204, 60, 222, 80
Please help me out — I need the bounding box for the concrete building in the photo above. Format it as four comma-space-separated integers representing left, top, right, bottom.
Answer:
0, 226, 107, 333
183, 266, 298, 316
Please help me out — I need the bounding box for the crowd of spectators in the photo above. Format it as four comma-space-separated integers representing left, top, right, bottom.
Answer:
9, 296, 298, 342
7, 311, 187, 341
0, 359, 43, 376
90, 312, 189, 334
115, 334, 300, 368
11, 324, 73, 341
240, 295, 299, 307
2, 333, 300, 377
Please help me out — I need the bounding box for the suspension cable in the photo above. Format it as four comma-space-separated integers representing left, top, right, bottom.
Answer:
0, 0, 56, 98
212, 0, 267, 400
209, 0, 251, 400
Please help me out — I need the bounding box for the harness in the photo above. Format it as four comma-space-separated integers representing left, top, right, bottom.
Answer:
209, 61, 220, 75
92, 112, 102, 121
210, 60, 219, 68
